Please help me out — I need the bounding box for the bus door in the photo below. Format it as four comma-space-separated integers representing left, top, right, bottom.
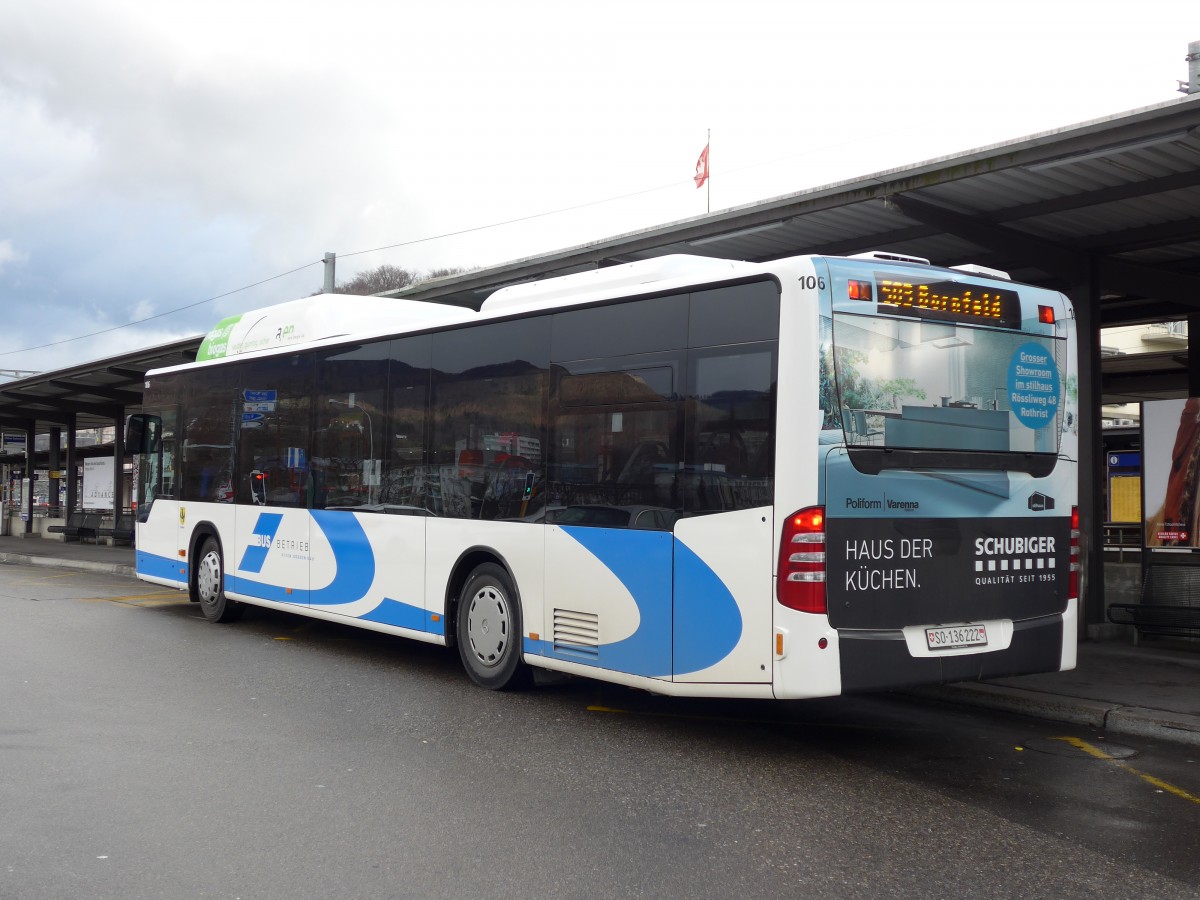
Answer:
229, 449, 311, 608
544, 518, 674, 681
128, 408, 186, 586
542, 353, 681, 681
671, 510, 772, 683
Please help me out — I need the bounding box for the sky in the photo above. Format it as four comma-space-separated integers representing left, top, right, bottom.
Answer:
0, 1, 1196, 375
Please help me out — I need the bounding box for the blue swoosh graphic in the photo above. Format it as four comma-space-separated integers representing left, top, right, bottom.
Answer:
137, 550, 187, 584
671, 538, 742, 673
307, 510, 377, 605
562, 526, 673, 677
559, 526, 742, 678
228, 510, 376, 606
359, 597, 426, 630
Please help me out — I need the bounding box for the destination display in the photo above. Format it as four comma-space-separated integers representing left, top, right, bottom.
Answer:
876, 276, 1022, 328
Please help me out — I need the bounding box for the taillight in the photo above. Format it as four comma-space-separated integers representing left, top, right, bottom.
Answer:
848, 279, 873, 301
778, 506, 827, 613
1068, 506, 1080, 602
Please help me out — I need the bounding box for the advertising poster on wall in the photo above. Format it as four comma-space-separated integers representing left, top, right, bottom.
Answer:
82, 457, 115, 511
1143, 398, 1200, 548
3, 434, 26, 457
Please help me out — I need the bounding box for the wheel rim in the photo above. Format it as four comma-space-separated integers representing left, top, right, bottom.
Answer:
466, 584, 510, 669
197, 550, 222, 606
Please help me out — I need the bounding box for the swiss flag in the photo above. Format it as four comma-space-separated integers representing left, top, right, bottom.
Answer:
694, 143, 710, 188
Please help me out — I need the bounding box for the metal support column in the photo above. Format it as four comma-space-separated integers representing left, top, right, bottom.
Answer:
112, 406, 125, 523
48, 426, 61, 518
23, 419, 35, 535
65, 414, 77, 514
1069, 261, 1105, 637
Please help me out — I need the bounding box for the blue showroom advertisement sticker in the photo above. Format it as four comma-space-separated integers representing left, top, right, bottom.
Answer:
1007, 343, 1060, 429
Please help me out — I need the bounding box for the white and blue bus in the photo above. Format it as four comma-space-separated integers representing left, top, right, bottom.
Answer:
129, 251, 1079, 697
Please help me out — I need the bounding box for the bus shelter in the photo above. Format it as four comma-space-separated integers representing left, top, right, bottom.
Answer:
0, 337, 201, 539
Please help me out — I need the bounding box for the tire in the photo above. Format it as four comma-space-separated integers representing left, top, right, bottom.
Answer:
456, 563, 528, 690
194, 537, 243, 623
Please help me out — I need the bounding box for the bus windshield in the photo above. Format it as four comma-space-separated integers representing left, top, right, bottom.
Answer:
830, 312, 1065, 456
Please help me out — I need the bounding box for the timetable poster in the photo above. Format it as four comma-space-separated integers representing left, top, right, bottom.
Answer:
1143, 398, 1200, 548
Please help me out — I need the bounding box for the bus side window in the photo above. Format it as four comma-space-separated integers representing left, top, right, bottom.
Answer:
430, 319, 550, 521
683, 345, 777, 514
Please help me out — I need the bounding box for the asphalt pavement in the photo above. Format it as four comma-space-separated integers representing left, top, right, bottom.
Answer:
2, 532, 1198, 748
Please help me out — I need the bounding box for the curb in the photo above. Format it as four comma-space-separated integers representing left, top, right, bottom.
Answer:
0, 552, 136, 579
912, 682, 1200, 749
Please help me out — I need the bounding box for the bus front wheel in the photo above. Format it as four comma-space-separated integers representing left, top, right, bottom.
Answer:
195, 537, 243, 623
456, 563, 528, 690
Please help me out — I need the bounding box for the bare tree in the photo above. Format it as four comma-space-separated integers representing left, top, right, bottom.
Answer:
316, 264, 473, 296
423, 266, 469, 281
336, 264, 419, 295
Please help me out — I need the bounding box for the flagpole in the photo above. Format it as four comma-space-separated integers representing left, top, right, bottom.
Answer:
706, 128, 711, 214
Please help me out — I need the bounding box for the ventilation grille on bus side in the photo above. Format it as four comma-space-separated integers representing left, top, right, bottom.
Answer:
553, 609, 600, 657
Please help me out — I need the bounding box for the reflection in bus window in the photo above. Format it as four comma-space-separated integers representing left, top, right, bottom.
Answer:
548, 355, 681, 522
683, 346, 776, 514
313, 342, 389, 511
430, 320, 549, 520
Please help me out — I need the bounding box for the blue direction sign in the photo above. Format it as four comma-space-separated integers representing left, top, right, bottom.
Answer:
243, 389, 277, 403
242, 412, 265, 423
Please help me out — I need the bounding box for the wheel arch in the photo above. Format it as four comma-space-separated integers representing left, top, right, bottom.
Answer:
187, 521, 224, 600
442, 545, 519, 649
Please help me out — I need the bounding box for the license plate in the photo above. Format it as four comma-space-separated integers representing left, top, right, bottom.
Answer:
925, 624, 988, 651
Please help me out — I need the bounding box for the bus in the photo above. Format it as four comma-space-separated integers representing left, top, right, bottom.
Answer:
128, 250, 1079, 698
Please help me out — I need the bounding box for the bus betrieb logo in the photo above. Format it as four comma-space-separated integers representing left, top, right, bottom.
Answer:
239, 513, 283, 573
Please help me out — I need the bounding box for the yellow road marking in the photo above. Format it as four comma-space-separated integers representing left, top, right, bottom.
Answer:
1051, 736, 1200, 805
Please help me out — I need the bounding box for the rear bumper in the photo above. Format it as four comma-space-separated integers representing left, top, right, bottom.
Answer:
838, 614, 1064, 693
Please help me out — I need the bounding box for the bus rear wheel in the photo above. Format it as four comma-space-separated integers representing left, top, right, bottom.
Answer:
195, 537, 243, 623
456, 563, 528, 690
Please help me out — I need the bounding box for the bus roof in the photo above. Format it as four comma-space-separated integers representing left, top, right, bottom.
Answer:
481, 254, 752, 314
193, 293, 475, 363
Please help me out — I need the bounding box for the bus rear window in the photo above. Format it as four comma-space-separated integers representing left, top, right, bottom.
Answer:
828, 312, 1068, 456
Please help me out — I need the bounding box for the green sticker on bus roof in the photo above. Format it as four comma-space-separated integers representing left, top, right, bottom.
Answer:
196, 313, 244, 361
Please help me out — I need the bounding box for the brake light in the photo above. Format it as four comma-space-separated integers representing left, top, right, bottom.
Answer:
848, 279, 873, 301
1068, 506, 1080, 602
777, 506, 827, 613
1038, 304, 1055, 325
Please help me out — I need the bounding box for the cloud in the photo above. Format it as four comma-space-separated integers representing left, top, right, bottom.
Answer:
0, 239, 29, 274
0, 0, 1195, 376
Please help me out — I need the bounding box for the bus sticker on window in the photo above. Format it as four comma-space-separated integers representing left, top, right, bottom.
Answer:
1007, 343, 1060, 430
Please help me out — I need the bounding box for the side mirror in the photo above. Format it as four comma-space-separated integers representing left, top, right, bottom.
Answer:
126, 414, 162, 453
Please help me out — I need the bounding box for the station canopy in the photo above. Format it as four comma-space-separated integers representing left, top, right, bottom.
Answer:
0, 336, 201, 437
4, 94, 1200, 435
390, 94, 1200, 404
